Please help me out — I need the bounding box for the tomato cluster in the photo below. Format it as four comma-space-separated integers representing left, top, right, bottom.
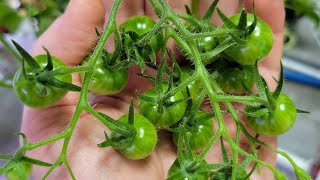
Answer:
6, 1, 305, 179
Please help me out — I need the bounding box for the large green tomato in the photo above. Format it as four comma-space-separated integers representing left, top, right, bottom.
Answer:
223, 13, 273, 65
246, 93, 297, 136
118, 114, 157, 160
13, 55, 71, 108
172, 111, 214, 152
81, 56, 128, 95
138, 84, 187, 128
120, 16, 163, 52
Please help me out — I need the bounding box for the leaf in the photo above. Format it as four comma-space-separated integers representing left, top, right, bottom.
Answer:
184, 5, 192, 15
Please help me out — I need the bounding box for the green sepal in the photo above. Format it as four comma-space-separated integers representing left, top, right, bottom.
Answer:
202, 0, 220, 22
272, 62, 284, 99
11, 40, 41, 73
0, 154, 13, 160
217, 8, 237, 29
21, 156, 52, 167
128, 99, 135, 125
136, 92, 157, 105
43, 46, 53, 71
237, 9, 248, 30
220, 137, 229, 163
296, 109, 310, 114
184, 5, 192, 15
44, 77, 81, 92
245, 3, 257, 37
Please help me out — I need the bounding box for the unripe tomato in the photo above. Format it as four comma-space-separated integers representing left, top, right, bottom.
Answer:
118, 114, 158, 160
13, 55, 71, 108
246, 93, 297, 136
138, 84, 187, 128
172, 111, 214, 152
223, 13, 273, 65
81, 56, 128, 95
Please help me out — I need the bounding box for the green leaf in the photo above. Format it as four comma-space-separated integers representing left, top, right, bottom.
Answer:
0, 3, 22, 33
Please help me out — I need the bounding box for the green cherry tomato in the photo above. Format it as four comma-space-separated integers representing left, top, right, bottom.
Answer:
180, 68, 202, 101
13, 55, 71, 108
138, 84, 187, 128
5, 163, 32, 180
120, 16, 163, 52
223, 13, 273, 65
172, 111, 214, 152
81, 56, 128, 95
167, 159, 209, 180
118, 114, 157, 160
215, 65, 255, 94
246, 93, 297, 136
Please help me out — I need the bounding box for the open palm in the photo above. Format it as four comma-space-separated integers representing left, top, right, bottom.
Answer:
21, 0, 285, 179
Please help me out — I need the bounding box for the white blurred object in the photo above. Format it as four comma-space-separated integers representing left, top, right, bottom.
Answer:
6, 0, 20, 9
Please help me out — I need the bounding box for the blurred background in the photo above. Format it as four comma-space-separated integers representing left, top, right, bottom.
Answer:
1, 0, 320, 179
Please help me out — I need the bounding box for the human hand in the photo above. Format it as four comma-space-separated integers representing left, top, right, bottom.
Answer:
22, 0, 284, 179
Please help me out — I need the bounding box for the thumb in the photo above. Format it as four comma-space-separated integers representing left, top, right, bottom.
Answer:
31, 0, 105, 66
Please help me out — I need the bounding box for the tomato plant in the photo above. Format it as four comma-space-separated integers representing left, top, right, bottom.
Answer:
13, 55, 72, 108
81, 56, 128, 95
246, 93, 297, 136
223, 13, 273, 65
172, 111, 214, 152
138, 84, 187, 128
118, 114, 157, 160
120, 15, 163, 52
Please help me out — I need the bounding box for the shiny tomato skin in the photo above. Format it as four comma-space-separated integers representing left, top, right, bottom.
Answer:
120, 16, 163, 52
118, 114, 157, 160
172, 111, 214, 152
246, 93, 297, 136
223, 13, 273, 65
215, 65, 255, 94
13, 55, 71, 108
81, 56, 128, 95
138, 84, 187, 128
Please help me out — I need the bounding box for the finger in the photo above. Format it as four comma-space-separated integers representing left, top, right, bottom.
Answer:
32, 0, 105, 66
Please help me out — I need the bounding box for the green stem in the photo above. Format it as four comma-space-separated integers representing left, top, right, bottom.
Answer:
216, 95, 268, 105
0, 33, 21, 64
25, 132, 67, 151
190, 29, 241, 39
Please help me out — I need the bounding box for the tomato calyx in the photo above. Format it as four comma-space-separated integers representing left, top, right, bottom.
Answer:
0, 133, 52, 180
12, 40, 81, 93
98, 100, 137, 149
